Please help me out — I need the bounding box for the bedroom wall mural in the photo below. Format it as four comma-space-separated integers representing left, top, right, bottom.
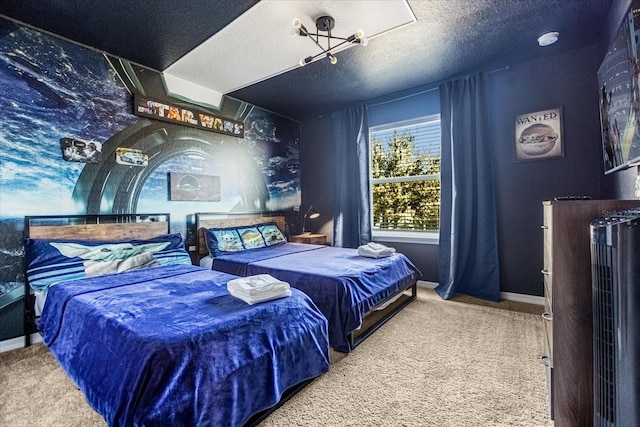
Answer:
0, 17, 301, 341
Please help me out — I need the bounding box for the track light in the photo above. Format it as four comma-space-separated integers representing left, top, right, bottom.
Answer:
292, 15, 366, 66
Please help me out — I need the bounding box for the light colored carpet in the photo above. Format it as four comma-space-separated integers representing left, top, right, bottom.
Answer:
0, 288, 552, 426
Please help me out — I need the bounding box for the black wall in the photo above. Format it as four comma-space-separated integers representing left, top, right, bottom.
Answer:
300, 117, 334, 240
491, 45, 604, 296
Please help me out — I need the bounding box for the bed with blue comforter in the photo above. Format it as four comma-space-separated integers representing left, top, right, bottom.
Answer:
39, 264, 330, 427
201, 242, 421, 353
24, 214, 330, 427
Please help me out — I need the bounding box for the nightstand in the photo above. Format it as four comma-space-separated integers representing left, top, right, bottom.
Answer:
289, 233, 327, 245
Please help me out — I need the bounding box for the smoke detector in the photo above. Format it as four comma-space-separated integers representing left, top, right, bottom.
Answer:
538, 32, 559, 47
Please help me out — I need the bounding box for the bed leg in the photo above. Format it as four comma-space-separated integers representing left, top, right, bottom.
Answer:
24, 291, 31, 347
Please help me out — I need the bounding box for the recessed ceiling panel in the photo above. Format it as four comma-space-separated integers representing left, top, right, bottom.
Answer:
163, 0, 416, 98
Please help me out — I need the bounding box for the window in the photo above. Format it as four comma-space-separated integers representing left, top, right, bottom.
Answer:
369, 115, 441, 242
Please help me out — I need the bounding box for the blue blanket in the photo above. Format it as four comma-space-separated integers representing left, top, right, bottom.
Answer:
211, 243, 422, 352
40, 264, 330, 427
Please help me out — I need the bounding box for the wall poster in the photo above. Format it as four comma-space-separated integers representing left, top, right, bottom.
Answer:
514, 107, 563, 162
169, 172, 221, 201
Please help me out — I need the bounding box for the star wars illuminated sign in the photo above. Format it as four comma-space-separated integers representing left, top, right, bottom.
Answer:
134, 95, 244, 138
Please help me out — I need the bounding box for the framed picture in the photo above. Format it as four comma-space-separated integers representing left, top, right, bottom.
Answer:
116, 147, 148, 167
60, 138, 102, 163
169, 172, 221, 201
514, 107, 563, 162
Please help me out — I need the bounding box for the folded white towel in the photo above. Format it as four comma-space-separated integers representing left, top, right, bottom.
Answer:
227, 274, 291, 305
357, 242, 396, 258
228, 274, 290, 296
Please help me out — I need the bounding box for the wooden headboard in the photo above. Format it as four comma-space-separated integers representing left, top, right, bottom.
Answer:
24, 213, 171, 241
195, 212, 286, 258
22, 213, 171, 347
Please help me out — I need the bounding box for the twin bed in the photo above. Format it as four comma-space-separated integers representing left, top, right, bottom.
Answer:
195, 212, 421, 353
23, 212, 420, 426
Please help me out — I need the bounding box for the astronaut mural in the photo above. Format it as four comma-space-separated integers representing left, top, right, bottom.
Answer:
0, 17, 301, 340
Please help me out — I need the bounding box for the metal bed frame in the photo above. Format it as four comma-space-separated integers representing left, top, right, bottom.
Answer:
195, 211, 418, 352
349, 280, 417, 350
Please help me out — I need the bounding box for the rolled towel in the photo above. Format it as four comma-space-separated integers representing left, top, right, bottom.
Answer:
357, 242, 396, 258
227, 274, 291, 305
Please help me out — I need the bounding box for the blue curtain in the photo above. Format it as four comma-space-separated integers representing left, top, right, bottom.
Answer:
332, 105, 371, 248
436, 73, 500, 301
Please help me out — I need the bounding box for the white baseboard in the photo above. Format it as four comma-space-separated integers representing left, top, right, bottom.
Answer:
417, 280, 438, 289
417, 280, 544, 306
500, 291, 544, 306
0, 333, 42, 353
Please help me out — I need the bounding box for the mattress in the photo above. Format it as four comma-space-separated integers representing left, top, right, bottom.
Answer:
201, 243, 421, 352
40, 264, 330, 427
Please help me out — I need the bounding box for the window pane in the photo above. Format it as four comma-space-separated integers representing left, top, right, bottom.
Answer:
370, 116, 441, 233
372, 179, 440, 231
371, 121, 440, 179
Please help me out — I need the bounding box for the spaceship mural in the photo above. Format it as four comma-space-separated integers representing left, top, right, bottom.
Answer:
0, 17, 301, 340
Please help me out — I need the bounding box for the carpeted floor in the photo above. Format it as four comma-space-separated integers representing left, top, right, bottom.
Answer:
0, 287, 552, 426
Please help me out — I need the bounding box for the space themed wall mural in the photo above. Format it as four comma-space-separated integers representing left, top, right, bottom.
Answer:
0, 17, 301, 341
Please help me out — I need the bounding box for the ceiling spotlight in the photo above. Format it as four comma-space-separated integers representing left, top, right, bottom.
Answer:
537, 32, 559, 47
292, 15, 367, 65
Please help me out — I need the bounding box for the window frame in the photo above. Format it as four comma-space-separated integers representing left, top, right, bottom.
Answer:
368, 114, 441, 244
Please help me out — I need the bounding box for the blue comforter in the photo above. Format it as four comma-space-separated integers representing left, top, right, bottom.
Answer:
211, 243, 421, 352
40, 264, 330, 427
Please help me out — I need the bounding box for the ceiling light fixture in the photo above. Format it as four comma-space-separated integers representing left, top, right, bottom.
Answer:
292, 15, 368, 66
537, 32, 559, 47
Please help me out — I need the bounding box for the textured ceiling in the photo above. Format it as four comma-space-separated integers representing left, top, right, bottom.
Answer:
0, 0, 260, 70
164, 1, 416, 97
0, 0, 614, 121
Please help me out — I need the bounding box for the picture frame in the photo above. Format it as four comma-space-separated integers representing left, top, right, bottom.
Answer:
514, 106, 563, 162
169, 172, 221, 201
60, 138, 102, 163
116, 147, 148, 167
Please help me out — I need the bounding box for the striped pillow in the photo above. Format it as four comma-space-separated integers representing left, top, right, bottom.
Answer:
25, 233, 191, 290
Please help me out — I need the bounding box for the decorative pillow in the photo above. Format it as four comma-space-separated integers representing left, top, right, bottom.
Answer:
25, 233, 191, 290
258, 223, 287, 246
204, 227, 245, 256
236, 226, 267, 249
